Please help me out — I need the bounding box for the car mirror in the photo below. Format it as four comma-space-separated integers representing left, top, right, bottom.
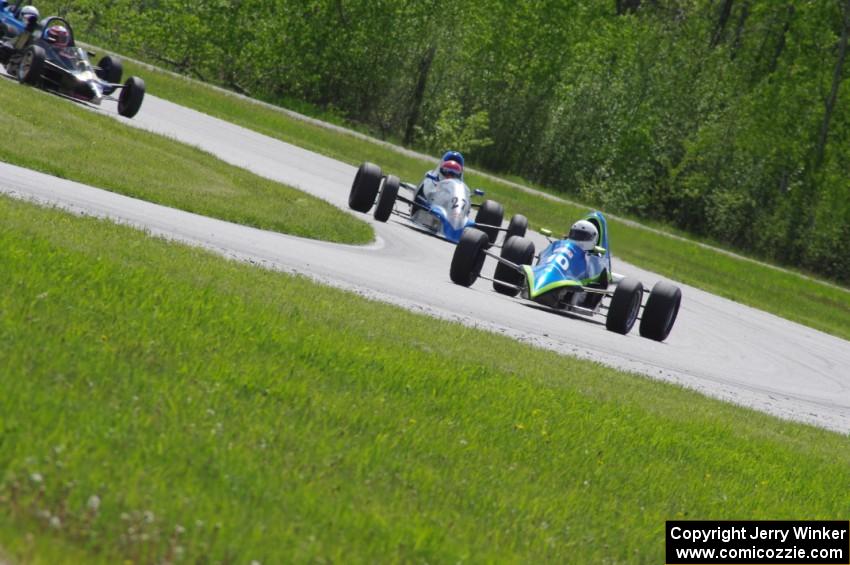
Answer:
539, 228, 552, 237
473, 189, 485, 196
592, 246, 607, 255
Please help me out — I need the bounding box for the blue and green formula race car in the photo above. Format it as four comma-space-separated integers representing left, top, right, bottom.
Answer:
449, 211, 682, 341
347, 159, 528, 246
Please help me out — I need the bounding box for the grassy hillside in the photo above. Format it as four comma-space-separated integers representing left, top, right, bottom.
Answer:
1, 195, 849, 563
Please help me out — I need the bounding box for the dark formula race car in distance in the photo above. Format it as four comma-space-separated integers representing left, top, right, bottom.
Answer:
0, 15, 145, 118
449, 211, 683, 341
348, 161, 529, 247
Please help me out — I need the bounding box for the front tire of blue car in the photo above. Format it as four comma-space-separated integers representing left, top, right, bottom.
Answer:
474, 200, 504, 245
606, 278, 643, 335
118, 76, 145, 118
17, 44, 45, 86
450, 229, 489, 286
349, 162, 382, 213
493, 235, 535, 296
96, 55, 123, 84
639, 281, 681, 341
373, 175, 399, 222
505, 214, 528, 240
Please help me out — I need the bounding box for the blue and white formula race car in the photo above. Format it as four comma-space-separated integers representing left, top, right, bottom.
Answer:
449, 211, 683, 341
347, 158, 528, 246
0, 3, 36, 38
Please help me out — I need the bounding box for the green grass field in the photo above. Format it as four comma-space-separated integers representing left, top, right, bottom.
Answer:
1, 195, 849, 563
122, 60, 850, 341
0, 77, 371, 245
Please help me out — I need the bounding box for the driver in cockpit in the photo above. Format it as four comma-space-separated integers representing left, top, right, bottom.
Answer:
412, 150, 465, 218
42, 24, 79, 68
44, 23, 69, 49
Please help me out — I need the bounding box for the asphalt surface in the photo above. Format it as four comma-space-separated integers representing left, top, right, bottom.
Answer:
2, 93, 849, 433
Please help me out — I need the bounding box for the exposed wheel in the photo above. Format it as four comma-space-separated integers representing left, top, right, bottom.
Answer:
606, 278, 643, 335
450, 228, 489, 286
506, 214, 528, 240
373, 174, 399, 222
17, 44, 45, 85
96, 55, 123, 83
349, 162, 382, 212
493, 235, 535, 296
474, 199, 504, 245
639, 281, 682, 341
117, 76, 145, 118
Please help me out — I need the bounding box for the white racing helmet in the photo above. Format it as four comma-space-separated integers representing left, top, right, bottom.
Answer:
20, 5, 39, 23
567, 219, 598, 252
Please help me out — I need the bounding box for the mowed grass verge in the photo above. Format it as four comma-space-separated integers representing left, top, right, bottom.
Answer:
2, 195, 849, 564
0, 76, 371, 245
124, 60, 850, 340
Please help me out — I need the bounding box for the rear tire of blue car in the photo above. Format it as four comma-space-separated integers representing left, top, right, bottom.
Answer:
506, 214, 528, 240
493, 235, 535, 296
606, 278, 643, 335
349, 162, 382, 213
373, 175, 399, 222
118, 76, 145, 118
639, 281, 681, 341
475, 200, 504, 245
96, 55, 123, 84
451, 229, 489, 286
17, 45, 45, 86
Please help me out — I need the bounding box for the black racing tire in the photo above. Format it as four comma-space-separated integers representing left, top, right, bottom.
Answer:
474, 199, 504, 245
639, 281, 682, 341
493, 235, 535, 296
96, 55, 123, 84
606, 278, 643, 335
373, 174, 399, 222
17, 44, 45, 85
349, 162, 382, 212
117, 76, 145, 118
450, 228, 489, 287
505, 214, 528, 240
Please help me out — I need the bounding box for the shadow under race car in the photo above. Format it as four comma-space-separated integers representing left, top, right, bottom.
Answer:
348, 161, 529, 246
0, 16, 145, 118
449, 211, 682, 341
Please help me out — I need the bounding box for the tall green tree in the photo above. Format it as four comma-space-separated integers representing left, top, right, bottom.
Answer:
35, 0, 850, 283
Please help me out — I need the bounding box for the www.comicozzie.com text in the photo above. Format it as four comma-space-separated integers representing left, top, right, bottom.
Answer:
669, 525, 847, 544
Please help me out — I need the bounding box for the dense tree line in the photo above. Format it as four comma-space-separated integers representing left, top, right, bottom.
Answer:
38, 1, 850, 283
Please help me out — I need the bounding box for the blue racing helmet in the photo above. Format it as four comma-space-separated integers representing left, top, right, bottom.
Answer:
441, 151, 464, 168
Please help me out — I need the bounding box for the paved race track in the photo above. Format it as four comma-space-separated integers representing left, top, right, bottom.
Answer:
2, 93, 849, 432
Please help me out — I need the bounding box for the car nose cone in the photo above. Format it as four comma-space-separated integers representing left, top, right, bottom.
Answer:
88, 81, 103, 104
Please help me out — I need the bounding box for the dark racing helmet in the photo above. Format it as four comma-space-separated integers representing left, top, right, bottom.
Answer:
567, 219, 599, 252
46, 25, 70, 48
439, 159, 463, 179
